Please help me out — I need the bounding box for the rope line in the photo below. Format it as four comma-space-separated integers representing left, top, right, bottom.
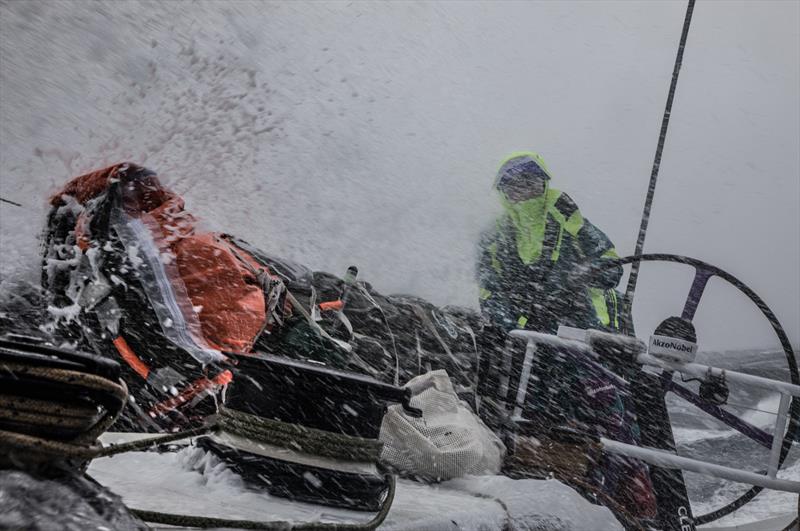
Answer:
94, 425, 214, 457
217, 408, 383, 463
0, 363, 128, 461
130, 474, 396, 531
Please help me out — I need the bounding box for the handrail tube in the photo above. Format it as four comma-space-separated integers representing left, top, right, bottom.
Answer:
601, 438, 800, 493
768, 394, 792, 479
509, 330, 594, 354
510, 330, 800, 493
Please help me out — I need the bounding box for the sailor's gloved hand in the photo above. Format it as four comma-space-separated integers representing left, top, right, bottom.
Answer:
569, 260, 622, 290
592, 260, 623, 289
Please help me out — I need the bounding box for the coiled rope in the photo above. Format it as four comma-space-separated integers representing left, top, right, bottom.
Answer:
216, 407, 384, 463
0, 362, 128, 465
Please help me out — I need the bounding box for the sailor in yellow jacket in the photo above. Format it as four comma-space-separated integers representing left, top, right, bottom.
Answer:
477, 151, 625, 334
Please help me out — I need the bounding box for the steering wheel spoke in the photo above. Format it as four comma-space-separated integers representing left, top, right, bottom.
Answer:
681, 266, 714, 321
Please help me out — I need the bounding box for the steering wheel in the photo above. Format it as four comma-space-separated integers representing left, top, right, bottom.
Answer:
583, 253, 799, 524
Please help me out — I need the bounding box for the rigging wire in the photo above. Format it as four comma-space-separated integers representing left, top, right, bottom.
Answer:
0, 197, 23, 207
720, 402, 782, 417
623, 0, 696, 327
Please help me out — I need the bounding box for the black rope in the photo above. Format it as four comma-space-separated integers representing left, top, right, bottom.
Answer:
94, 425, 214, 457
624, 0, 696, 323
130, 474, 396, 531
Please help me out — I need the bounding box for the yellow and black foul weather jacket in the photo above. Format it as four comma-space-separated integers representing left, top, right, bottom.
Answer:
477, 153, 624, 334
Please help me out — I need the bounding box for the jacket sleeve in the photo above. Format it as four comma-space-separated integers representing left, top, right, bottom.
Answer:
476, 225, 514, 327
575, 218, 623, 289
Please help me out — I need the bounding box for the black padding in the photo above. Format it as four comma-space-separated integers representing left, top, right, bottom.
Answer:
196, 437, 388, 511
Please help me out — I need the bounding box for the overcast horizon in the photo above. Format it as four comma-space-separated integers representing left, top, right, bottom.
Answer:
1, 0, 798, 352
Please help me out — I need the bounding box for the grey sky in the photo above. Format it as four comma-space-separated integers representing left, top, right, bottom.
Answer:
1, 0, 798, 351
